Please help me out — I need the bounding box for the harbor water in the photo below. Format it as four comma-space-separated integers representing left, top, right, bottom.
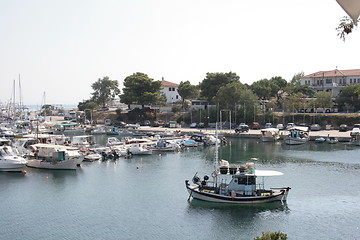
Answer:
1, 137, 360, 240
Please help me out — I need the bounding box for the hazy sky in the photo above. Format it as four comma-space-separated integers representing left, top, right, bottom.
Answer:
1, 0, 359, 106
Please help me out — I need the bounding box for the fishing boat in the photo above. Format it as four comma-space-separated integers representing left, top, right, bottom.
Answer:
260, 128, 280, 142
185, 159, 290, 204
283, 126, 309, 145
26, 144, 83, 170
0, 145, 27, 172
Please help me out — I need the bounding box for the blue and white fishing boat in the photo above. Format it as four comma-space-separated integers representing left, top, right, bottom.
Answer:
283, 126, 309, 145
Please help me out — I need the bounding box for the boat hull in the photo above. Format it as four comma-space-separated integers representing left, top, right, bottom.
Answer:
186, 184, 290, 204
26, 159, 77, 170
0, 163, 26, 172
283, 137, 308, 145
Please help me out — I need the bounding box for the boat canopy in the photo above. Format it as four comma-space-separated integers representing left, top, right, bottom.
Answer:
261, 128, 279, 133
289, 126, 309, 132
31, 143, 78, 150
248, 170, 284, 177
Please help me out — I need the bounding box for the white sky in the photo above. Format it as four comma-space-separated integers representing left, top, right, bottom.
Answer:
1, 0, 360, 105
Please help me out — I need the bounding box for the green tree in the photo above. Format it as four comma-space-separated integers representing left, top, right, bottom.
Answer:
199, 72, 240, 102
120, 72, 165, 108
78, 100, 98, 111
178, 81, 199, 108
214, 82, 257, 110
284, 93, 306, 113
251, 79, 272, 99
253, 231, 287, 240
215, 82, 258, 123
315, 91, 333, 112
91, 76, 120, 107
336, 85, 360, 112
290, 71, 304, 85
286, 84, 314, 97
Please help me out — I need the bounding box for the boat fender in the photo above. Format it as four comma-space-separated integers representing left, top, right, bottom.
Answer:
211, 171, 217, 178
231, 190, 236, 199
203, 175, 209, 181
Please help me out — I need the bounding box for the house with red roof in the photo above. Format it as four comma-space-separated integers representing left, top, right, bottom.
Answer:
300, 69, 360, 96
160, 78, 182, 104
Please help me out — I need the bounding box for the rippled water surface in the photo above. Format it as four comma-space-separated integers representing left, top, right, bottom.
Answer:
1, 137, 360, 240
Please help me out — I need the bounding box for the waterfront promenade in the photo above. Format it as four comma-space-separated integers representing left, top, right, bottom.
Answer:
45, 116, 353, 142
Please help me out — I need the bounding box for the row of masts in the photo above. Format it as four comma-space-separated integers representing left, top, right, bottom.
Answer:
1, 75, 30, 120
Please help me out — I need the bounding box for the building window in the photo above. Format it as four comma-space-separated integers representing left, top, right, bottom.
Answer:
326, 79, 332, 84
358, 79, 360, 83
350, 79, 352, 83
169, 87, 172, 91
176, 95, 178, 99
172, 87, 175, 91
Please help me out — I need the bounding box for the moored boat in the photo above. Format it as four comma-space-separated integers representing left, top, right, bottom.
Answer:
283, 126, 309, 145
260, 128, 280, 142
0, 145, 27, 172
185, 159, 290, 204
26, 144, 83, 170
326, 136, 338, 144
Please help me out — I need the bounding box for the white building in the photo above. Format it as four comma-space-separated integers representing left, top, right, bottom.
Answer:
300, 69, 360, 97
160, 78, 182, 104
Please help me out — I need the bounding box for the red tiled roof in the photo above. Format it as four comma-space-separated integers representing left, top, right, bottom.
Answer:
161, 80, 179, 87
302, 69, 360, 78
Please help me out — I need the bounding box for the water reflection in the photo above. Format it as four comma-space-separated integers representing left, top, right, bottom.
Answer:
186, 199, 290, 234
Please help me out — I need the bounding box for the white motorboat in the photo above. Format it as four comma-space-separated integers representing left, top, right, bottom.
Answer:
0, 146, 27, 172
82, 149, 102, 161
71, 135, 95, 148
350, 128, 360, 146
128, 143, 152, 155
91, 125, 107, 135
315, 137, 326, 143
107, 137, 124, 147
260, 128, 280, 142
283, 126, 309, 145
186, 159, 290, 204
152, 139, 180, 152
26, 144, 83, 170
326, 136, 338, 144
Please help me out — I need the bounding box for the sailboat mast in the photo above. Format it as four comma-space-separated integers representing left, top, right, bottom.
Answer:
13, 79, 16, 118
18, 74, 22, 115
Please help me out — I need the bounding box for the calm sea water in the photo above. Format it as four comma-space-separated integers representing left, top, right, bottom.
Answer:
1, 137, 360, 240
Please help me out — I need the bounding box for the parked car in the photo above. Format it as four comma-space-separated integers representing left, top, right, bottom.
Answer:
276, 124, 284, 130
197, 122, 205, 128
310, 124, 321, 131
250, 122, 261, 129
140, 120, 151, 126
222, 122, 237, 129
235, 123, 249, 133
264, 123, 272, 128
163, 122, 170, 128
113, 121, 127, 128
339, 124, 348, 132
190, 123, 197, 128
150, 121, 160, 127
